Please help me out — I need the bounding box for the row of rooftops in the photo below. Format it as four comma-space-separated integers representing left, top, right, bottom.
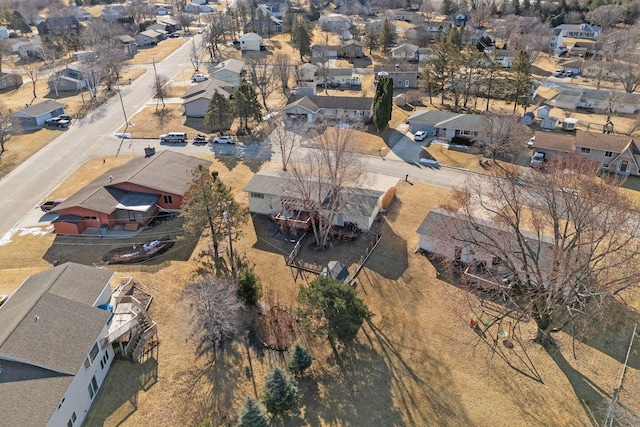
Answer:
533, 130, 638, 154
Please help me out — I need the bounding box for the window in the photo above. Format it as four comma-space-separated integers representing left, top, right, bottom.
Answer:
83, 216, 97, 220
100, 359, 104, 369
163, 195, 173, 204
84, 357, 90, 369
605, 151, 613, 157
67, 412, 77, 427
89, 342, 99, 363
88, 375, 99, 399
250, 192, 264, 199
58, 397, 65, 410
603, 163, 610, 169
580, 147, 591, 154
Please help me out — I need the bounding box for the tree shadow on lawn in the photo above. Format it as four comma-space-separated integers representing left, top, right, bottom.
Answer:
175, 344, 246, 426
547, 347, 612, 427
84, 353, 159, 426
291, 323, 473, 426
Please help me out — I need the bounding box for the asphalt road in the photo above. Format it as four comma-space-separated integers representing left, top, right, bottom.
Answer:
0, 36, 479, 239
0, 37, 200, 239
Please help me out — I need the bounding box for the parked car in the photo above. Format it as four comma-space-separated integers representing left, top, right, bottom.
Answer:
45, 117, 70, 128
40, 198, 65, 213
414, 131, 427, 142
191, 73, 209, 82
58, 114, 72, 121
114, 132, 131, 139
553, 69, 563, 77
168, 32, 180, 38
301, 140, 320, 148
160, 132, 187, 143
528, 136, 535, 148
211, 135, 235, 144
197, 28, 204, 34
530, 151, 546, 168
192, 134, 207, 144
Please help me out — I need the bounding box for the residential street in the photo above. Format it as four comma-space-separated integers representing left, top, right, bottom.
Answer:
0, 36, 478, 240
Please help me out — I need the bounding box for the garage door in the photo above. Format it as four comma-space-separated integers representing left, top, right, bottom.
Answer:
409, 123, 434, 134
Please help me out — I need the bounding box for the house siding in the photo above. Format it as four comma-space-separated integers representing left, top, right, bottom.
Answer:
184, 98, 209, 117
47, 324, 113, 427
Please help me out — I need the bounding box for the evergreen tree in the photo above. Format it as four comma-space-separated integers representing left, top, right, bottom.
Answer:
364, 28, 379, 54
204, 90, 234, 133
511, 0, 521, 15
372, 77, 394, 131
233, 82, 262, 133
522, 0, 531, 13
237, 269, 261, 305
237, 396, 269, 427
379, 19, 395, 52
297, 276, 373, 343
292, 18, 311, 61
283, 8, 295, 36
508, 51, 532, 113
440, 0, 455, 15
287, 342, 312, 377
262, 367, 298, 417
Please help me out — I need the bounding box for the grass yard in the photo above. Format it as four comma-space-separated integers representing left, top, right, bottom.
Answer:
0, 152, 637, 426
425, 144, 487, 173
127, 39, 187, 65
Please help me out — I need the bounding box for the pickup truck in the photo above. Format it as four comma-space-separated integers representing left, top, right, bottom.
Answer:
530, 151, 546, 168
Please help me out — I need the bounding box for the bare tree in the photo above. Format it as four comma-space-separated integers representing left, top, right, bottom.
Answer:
587, 4, 625, 30
201, 12, 231, 61
289, 118, 367, 248
246, 56, 277, 111
22, 57, 40, 102
153, 74, 169, 111
268, 115, 299, 171
101, 48, 129, 91
436, 156, 640, 349
0, 39, 11, 74
273, 53, 292, 94
477, 110, 528, 162
507, 21, 550, 65
185, 275, 242, 356
0, 102, 13, 155
189, 37, 202, 73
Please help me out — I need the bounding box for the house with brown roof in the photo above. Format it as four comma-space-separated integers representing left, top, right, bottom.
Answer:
182, 78, 236, 117
530, 130, 640, 175
52, 151, 212, 235
280, 95, 373, 123
339, 40, 363, 59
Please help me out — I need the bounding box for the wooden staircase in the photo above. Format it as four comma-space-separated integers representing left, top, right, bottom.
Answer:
124, 309, 159, 362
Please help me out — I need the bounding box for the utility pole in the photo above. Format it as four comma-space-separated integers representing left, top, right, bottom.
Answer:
223, 202, 235, 279
603, 323, 637, 427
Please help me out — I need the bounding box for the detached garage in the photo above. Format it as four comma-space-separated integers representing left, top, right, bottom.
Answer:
11, 100, 65, 129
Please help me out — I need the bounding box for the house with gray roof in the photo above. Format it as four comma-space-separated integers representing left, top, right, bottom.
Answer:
0, 72, 23, 90
11, 100, 66, 129
210, 58, 246, 86
53, 151, 212, 235
182, 78, 236, 117
280, 95, 373, 122
243, 170, 383, 231
547, 87, 640, 113
405, 110, 486, 141
0, 263, 115, 427
374, 63, 420, 88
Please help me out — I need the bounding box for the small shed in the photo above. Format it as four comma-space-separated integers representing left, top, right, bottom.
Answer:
395, 93, 407, 107
322, 261, 350, 283
521, 112, 535, 126
541, 116, 559, 130
562, 117, 579, 131
238, 32, 262, 51
537, 105, 552, 119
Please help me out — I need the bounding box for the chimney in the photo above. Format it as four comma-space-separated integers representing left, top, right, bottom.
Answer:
109, 175, 113, 183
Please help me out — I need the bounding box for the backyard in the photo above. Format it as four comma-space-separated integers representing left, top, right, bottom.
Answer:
0, 152, 637, 426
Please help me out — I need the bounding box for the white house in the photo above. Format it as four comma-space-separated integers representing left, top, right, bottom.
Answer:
0, 263, 115, 427
243, 170, 384, 232
238, 32, 262, 51
405, 110, 486, 141
319, 14, 352, 33
182, 78, 236, 117
280, 95, 373, 123
391, 43, 419, 61
209, 58, 246, 86
554, 23, 602, 39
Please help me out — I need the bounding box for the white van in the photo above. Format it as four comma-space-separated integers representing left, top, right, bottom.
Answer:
160, 132, 187, 143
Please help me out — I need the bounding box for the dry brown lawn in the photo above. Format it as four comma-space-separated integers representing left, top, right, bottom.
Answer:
0, 154, 638, 426
127, 39, 187, 65
427, 144, 487, 173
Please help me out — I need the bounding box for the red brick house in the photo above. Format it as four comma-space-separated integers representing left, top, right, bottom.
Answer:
52, 151, 211, 235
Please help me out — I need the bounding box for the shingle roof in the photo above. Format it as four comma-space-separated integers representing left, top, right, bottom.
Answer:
532, 131, 575, 152
54, 151, 212, 213
182, 78, 234, 100
374, 63, 419, 73
284, 95, 374, 113
212, 58, 245, 75
575, 130, 634, 152
406, 110, 483, 130
240, 32, 261, 41
406, 109, 459, 124
0, 263, 113, 426
11, 100, 64, 118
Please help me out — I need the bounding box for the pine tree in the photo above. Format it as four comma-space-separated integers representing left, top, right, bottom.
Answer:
233, 82, 262, 133
287, 342, 312, 377
508, 51, 532, 113
237, 396, 269, 427
292, 18, 311, 61
204, 90, 234, 133
237, 269, 261, 305
262, 367, 298, 417
379, 19, 395, 52
372, 77, 394, 131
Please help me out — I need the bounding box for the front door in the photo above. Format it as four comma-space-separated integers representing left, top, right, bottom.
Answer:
620, 160, 630, 173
